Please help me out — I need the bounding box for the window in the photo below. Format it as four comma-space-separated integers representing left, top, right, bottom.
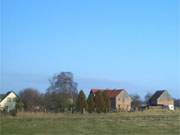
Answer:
7, 97, 11, 102
5, 106, 8, 111
13, 98, 16, 102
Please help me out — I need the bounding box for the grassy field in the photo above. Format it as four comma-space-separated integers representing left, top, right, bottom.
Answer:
0, 110, 180, 135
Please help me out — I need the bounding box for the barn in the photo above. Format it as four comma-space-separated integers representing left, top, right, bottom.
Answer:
148, 90, 174, 110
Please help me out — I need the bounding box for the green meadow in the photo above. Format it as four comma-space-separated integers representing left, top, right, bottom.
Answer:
1, 110, 180, 135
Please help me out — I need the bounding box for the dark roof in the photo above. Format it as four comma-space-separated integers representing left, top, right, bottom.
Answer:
90, 89, 124, 98
0, 91, 18, 103
149, 90, 165, 101
0, 94, 5, 98
0, 94, 5, 101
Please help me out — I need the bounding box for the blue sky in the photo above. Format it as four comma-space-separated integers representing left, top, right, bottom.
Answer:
1, 0, 180, 98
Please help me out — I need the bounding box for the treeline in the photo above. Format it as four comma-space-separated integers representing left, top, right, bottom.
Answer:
15, 72, 111, 113
16, 88, 111, 113
14, 72, 180, 113
77, 90, 111, 113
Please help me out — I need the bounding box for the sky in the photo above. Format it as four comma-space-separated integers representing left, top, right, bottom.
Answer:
0, 0, 180, 98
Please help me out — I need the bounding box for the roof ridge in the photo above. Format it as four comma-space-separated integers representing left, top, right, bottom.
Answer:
0, 91, 17, 103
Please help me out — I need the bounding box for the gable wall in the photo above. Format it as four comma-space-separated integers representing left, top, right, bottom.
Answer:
157, 91, 174, 106
115, 91, 131, 111
0, 92, 17, 110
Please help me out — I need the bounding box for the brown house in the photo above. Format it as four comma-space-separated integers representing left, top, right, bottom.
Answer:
90, 89, 132, 111
148, 90, 174, 110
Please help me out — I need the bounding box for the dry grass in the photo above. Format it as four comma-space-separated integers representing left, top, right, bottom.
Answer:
1, 109, 180, 135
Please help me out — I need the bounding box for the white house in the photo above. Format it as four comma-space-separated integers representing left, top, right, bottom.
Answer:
0, 91, 18, 112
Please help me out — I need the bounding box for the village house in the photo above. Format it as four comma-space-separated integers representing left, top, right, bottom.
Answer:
0, 91, 18, 112
148, 90, 174, 110
90, 89, 132, 111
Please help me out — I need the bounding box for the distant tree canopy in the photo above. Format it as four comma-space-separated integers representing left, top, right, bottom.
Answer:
44, 92, 72, 112
87, 93, 95, 113
15, 98, 24, 112
94, 91, 105, 113
87, 91, 111, 113
44, 72, 78, 112
76, 90, 86, 113
47, 72, 78, 94
102, 91, 111, 113
47, 72, 78, 99
19, 88, 43, 111
131, 94, 142, 111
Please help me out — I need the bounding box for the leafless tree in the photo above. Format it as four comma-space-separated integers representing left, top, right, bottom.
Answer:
19, 88, 43, 112
131, 94, 142, 111
47, 72, 78, 98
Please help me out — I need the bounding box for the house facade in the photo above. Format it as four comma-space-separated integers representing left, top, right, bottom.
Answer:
90, 89, 132, 111
148, 90, 174, 110
0, 91, 18, 112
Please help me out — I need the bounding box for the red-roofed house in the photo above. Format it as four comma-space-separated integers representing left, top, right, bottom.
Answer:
90, 89, 132, 111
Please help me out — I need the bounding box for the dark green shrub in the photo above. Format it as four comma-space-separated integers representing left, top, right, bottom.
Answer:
9, 109, 17, 116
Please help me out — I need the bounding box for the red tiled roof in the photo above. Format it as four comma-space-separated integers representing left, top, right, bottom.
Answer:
105, 90, 123, 98
90, 89, 124, 98
91, 89, 99, 93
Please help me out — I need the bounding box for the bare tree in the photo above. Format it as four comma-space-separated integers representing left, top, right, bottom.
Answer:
46, 72, 78, 112
131, 94, 142, 111
47, 72, 78, 99
19, 88, 42, 112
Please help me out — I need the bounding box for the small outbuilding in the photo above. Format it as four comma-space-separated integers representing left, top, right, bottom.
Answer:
148, 90, 174, 110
